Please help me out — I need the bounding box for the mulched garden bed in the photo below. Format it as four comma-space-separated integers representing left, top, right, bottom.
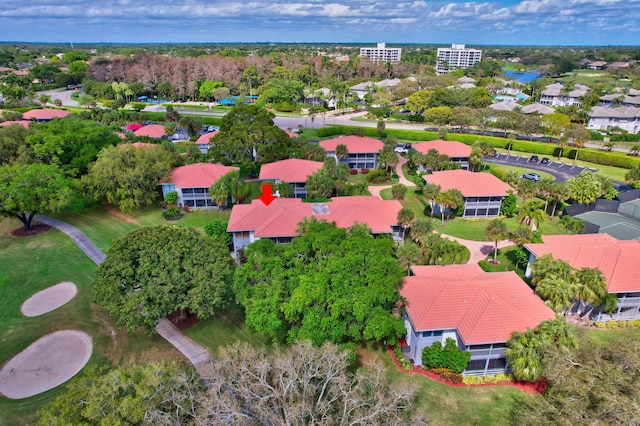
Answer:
9, 224, 52, 238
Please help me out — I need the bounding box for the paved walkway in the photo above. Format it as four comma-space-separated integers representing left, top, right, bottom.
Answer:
35, 215, 212, 372
439, 233, 514, 264
369, 155, 416, 198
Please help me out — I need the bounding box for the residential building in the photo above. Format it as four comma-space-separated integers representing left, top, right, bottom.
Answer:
539, 83, 590, 107
436, 44, 482, 75
319, 135, 384, 171
0, 120, 29, 128
134, 124, 167, 139
422, 170, 513, 218
598, 94, 640, 108
350, 78, 401, 100
524, 234, 640, 321
227, 196, 402, 254
22, 108, 69, 122
259, 158, 324, 198
195, 131, 217, 154
159, 163, 238, 209
412, 140, 472, 170
521, 103, 555, 115
586, 61, 607, 70
587, 106, 640, 134
400, 264, 554, 376
359, 42, 402, 63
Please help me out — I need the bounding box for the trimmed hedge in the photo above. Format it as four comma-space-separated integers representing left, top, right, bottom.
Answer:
462, 373, 514, 385
594, 319, 640, 329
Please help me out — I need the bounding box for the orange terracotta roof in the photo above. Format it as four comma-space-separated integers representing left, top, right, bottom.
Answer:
227, 196, 402, 237
413, 140, 472, 157
161, 163, 238, 188
196, 131, 218, 144
0, 120, 30, 128
525, 234, 640, 293
319, 135, 384, 154
22, 108, 69, 120
423, 170, 513, 197
400, 266, 555, 345
259, 159, 324, 183
134, 124, 166, 138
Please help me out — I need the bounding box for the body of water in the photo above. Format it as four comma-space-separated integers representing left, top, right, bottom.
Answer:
503, 69, 542, 84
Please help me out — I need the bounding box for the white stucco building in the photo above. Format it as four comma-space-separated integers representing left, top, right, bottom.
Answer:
359, 42, 402, 63
436, 44, 482, 75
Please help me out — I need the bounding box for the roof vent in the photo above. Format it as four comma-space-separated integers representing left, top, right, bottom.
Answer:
463, 298, 467, 303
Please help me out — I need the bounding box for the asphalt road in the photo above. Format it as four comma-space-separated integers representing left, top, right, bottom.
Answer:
482, 153, 597, 183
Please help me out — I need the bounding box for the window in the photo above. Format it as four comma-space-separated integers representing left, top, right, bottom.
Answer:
422, 330, 443, 337
185, 200, 195, 207
194, 188, 205, 194
488, 208, 499, 216
464, 209, 474, 216
488, 358, 507, 369
465, 359, 486, 371
477, 208, 487, 216
182, 188, 194, 195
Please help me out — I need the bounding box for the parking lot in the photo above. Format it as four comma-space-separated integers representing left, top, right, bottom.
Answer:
483, 153, 598, 183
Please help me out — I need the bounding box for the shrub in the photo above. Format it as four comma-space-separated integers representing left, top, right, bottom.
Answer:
421, 338, 471, 374
392, 344, 413, 371
462, 373, 513, 385
500, 191, 517, 217
594, 319, 640, 329
162, 206, 182, 221
204, 220, 233, 251
431, 368, 464, 384
164, 191, 179, 205
366, 169, 390, 183
478, 260, 491, 271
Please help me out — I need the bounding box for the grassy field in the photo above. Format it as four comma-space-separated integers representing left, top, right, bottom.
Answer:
494, 147, 630, 182
360, 343, 531, 426
439, 216, 568, 241
0, 218, 181, 425
479, 245, 528, 279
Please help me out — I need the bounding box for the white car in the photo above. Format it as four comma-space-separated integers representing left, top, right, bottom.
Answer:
394, 146, 408, 154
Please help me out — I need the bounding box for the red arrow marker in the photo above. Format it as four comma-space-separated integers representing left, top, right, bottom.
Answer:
257, 184, 277, 206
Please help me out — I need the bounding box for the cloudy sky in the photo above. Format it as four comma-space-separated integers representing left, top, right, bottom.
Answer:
0, 0, 638, 45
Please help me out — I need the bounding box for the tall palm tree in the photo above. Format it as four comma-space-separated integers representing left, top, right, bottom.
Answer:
435, 191, 448, 224
397, 208, 416, 242
444, 189, 464, 221
335, 143, 348, 162
423, 183, 441, 218
531, 254, 573, 287
573, 267, 607, 317
396, 242, 422, 275
535, 275, 575, 314
485, 218, 509, 262
537, 318, 578, 351
549, 183, 571, 217
516, 199, 548, 230
410, 219, 434, 249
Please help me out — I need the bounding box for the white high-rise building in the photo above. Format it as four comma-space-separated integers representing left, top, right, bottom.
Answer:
359, 42, 402, 63
436, 44, 482, 75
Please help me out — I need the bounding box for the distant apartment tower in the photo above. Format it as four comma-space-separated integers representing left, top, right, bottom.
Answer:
359, 42, 402, 63
436, 44, 482, 75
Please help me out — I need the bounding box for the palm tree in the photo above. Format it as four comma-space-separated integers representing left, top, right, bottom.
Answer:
209, 179, 231, 210
391, 183, 407, 200
443, 189, 463, 221
573, 267, 607, 317
397, 208, 416, 242
537, 178, 554, 213
335, 143, 348, 162
423, 183, 441, 218
396, 242, 422, 275
485, 219, 509, 262
629, 145, 640, 156
435, 191, 448, 224
549, 183, 571, 217
537, 318, 578, 351
505, 329, 546, 382
516, 199, 548, 230
511, 225, 533, 247
535, 275, 575, 314
503, 171, 521, 187
410, 219, 434, 248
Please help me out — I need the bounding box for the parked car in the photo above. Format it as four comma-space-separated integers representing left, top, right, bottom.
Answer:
404, 143, 413, 150
540, 157, 550, 164
523, 173, 541, 181
529, 155, 539, 163
207, 126, 219, 132
394, 145, 409, 154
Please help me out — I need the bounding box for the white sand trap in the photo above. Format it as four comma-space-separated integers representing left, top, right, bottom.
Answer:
0, 330, 92, 399
21, 282, 77, 317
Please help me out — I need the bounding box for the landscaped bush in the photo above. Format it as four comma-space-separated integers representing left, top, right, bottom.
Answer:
421, 338, 471, 374
565, 148, 640, 168
164, 191, 178, 205
478, 260, 491, 272
366, 169, 390, 183
594, 319, 640, 329
204, 220, 233, 251
392, 344, 413, 371
610, 133, 640, 142
162, 206, 182, 221
462, 373, 513, 385
431, 368, 464, 384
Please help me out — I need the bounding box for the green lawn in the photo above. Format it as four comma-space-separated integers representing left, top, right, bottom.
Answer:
381, 187, 428, 220
362, 343, 533, 426
51, 205, 231, 252
0, 218, 181, 426
480, 245, 528, 279
439, 217, 569, 241
494, 147, 630, 182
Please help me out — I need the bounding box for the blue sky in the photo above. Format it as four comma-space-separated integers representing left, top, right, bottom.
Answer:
0, 0, 639, 45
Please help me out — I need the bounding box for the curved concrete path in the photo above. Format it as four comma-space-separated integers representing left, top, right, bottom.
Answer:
439, 233, 514, 264
35, 216, 212, 373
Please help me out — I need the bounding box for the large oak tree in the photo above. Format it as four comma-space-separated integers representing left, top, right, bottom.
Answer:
93, 225, 235, 332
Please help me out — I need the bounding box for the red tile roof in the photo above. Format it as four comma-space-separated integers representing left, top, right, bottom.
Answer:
124, 123, 144, 131
423, 170, 513, 197
134, 124, 166, 138
259, 159, 324, 183
161, 163, 239, 188
525, 234, 640, 293
0, 120, 30, 128
227, 196, 402, 237
413, 140, 471, 157
22, 108, 69, 120
400, 265, 555, 345
319, 135, 384, 154
196, 131, 218, 144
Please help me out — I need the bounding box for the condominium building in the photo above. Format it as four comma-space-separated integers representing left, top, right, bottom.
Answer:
436, 44, 482, 74
359, 42, 402, 63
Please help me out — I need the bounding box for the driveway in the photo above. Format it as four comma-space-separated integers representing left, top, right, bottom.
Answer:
482, 153, 597, 183
37, 88, 80, 107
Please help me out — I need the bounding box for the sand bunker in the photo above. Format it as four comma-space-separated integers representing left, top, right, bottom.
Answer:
21, 282, 77, 317
0, 330, 93, 399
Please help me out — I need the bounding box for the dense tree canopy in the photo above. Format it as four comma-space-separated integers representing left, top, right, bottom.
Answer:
210, 105, 296, 172
0, 163, 74, 230
83, 144, 181, 213
233, 219, 406, 346
93, 225, 236, 331
37, 363, 204, 425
